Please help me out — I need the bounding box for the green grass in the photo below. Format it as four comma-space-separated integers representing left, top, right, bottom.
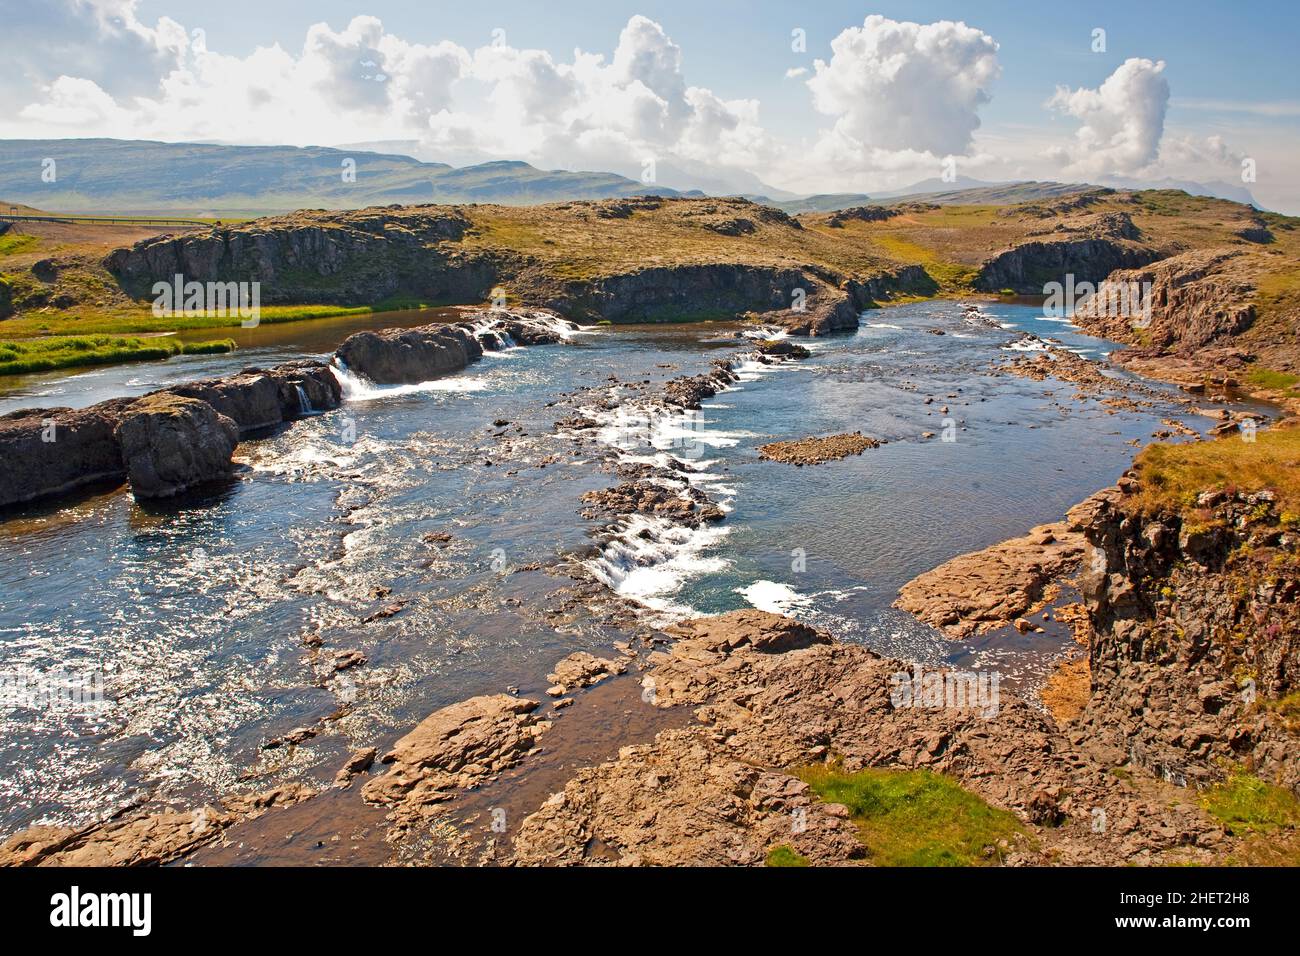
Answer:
0, 234, 39, 257
1244, 366, 1300, 392
764, 844, 810, 867
795, 765, 1027, 866
0, 335, 234, 376
1200, 770, 1300, 834
0, 298, 441, 337
869, 234, 979, 293
1131, 425, 1300, 516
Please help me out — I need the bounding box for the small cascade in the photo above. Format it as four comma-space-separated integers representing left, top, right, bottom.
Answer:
294, 383, 314, 414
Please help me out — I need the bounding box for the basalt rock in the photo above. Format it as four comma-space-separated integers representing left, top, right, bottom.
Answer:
0, 400, 133, 508
335, 310, 572, 385
1072, 248, 1257, 351
362, 694, 549, 817
512, 610, 1233, 866
974, 236, 1159, 294
1076, 488, 1300, 792
895, 489, 1121, 638
115, 393, 239, 498
336, 323, 481, 385
104, 206, 491, 305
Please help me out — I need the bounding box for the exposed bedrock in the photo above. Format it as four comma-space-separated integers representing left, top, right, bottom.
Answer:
165, 360, 342, 433
336, 323, 483, 385
0, 359, 342, 511
974, 237, 1160, 293
0, 399, 135, 508
1077, 490, 1300, 793
1, 308, 582, 512
334, 309, 574, 385
1071, 248, 1257, 351
115, 393, 239, 498
104, 207, 499, 304
510, 610, 1233, 866
551, 263, 935, 336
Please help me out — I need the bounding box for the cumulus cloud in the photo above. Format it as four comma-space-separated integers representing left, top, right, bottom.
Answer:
1, 0, 186, 110
1045, 57, 1169, 176
806, 15, 1000, 157
4, 5, 771, 187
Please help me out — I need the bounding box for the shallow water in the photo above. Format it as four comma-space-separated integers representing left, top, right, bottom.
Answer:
0, 301, 1259, 834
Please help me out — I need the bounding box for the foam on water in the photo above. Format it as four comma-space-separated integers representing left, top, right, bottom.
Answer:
735, 580, 813, 616
331, 362, 488, 401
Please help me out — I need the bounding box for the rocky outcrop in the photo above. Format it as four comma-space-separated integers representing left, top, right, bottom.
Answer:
115, 393, 239, 498
0, 400, 133, 508
564, 263, 809, 324
0, 359, 342, 512
546, 651, 628, 694
894, 491, 1118, 638
335, 310, 573, 385
104, 206, 496, 304
362, 694, 549, 821
1077, 488, 1300, 792
512, 610, 1234, 866
1072, 248, 1257, 351
164, 360, 340, 433
0, 783, 312, 867
975, 237, 1159, 293
336, 323, 484, 386
826, 205, 898, 227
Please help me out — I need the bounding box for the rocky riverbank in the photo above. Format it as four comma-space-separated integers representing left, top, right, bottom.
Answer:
0, 359, 340, 507
0, 308, 575, 512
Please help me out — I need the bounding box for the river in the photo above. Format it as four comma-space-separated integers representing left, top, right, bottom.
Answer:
0, 300, 1264, 835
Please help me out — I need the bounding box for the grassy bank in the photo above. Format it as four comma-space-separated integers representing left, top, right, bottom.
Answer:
0, 335, 236, 376
1131, 424, 1300, 516
794, 765, 1028, 866
0, 296, 440, 338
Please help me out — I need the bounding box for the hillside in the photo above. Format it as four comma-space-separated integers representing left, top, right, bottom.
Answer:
2, 188, 1296, 392
0, 139, 691, 216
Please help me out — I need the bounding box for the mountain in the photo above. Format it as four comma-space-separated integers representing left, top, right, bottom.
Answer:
339, 139, 795, 200
1100, 176, 1260, 208
758, 193, 876, 214
871, 175, 1002, 198
754, 180, 1094, 214
0, 139, 689, 216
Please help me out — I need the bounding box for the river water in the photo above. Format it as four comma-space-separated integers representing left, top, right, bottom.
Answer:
0, 301, 1256, 835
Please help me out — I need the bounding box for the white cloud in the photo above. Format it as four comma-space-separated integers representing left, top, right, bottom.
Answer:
1045, 57, 1169, 176
806, 15, 1000, 157
7, 3, 1289, 209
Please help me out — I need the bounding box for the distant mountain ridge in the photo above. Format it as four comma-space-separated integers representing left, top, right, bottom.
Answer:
0, 139, 697, 216
0, 138, 1262, 217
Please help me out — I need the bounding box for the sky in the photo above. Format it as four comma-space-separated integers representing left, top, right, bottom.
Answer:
2, 0, 1297, 210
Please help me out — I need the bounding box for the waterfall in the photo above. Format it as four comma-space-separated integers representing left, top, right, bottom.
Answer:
294, 384, 314, 415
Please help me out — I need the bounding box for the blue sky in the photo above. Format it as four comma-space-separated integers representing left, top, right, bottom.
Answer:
133, 0, 1300, 127
4, 1, 1298, 209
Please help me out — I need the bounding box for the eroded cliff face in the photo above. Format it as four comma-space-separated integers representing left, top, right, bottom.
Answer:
1077, 490, 1299, 793
104, 207, 501, 304
1072, 248, 1258, 351
974, 237, 1159, 294
99, 202, 937, 333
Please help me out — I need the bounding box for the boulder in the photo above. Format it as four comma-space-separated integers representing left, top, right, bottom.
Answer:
116, 394, 239, 498
362, 694, 548, 811
335, 323, 481, 385
0, 400, 132, 508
